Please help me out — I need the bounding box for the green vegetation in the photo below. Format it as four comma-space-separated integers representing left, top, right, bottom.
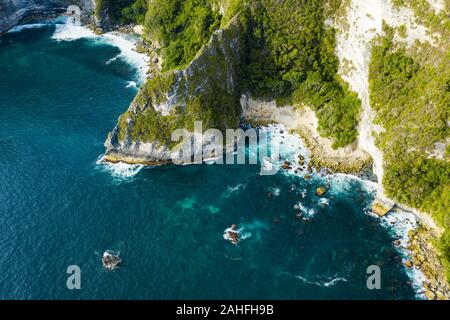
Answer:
119, 20, 243, 146
369, 24, 450, 279
121, 0, 148, 25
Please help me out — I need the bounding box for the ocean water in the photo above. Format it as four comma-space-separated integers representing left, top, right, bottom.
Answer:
0, 24, 417, 300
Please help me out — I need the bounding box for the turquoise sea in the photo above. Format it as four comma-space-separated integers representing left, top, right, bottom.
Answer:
0, 22, 419, 299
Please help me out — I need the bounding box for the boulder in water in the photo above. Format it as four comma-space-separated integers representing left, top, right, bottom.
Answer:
102, 251, 122, 270
281, 161, 292, 170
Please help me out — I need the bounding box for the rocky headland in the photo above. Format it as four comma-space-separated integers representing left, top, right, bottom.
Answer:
1, 0, 448, 300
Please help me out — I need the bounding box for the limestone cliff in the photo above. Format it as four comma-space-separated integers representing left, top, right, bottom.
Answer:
104, 16, 244, 164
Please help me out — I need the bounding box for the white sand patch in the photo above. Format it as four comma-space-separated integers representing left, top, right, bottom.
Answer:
241, 95, 369, 166
133, 25, 144, 35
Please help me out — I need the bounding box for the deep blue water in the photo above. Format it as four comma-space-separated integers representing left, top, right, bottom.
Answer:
0, 25, 416, 300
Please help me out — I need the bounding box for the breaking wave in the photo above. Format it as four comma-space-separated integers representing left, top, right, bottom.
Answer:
95, 155, 143, 181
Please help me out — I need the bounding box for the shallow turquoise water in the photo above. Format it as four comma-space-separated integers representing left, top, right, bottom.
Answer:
0, 25, 416, 300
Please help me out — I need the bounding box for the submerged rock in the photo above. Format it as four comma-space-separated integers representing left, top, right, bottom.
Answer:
316, 187, 327, 197
404, 260, 413, 269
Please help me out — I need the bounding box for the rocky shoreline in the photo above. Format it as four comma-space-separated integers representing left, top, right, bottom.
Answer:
240, 97, 449, 299
405, 223, 450, 300
5, 9, 447, 299
296, 129, 374, 178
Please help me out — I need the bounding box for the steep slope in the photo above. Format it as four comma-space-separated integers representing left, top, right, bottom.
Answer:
333, 0, 440, 199
334, 0, 449, 280
104, 15, 244, 164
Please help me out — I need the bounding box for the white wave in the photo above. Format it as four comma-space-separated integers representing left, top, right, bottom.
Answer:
300, 189, 307, 199
224, 227, 241, 241
255, 124, 310, 176
295, 202, 317, 219
125, 81, 137, 89
259, 123, 426, 298
373, 210, 426, 298
52, 19, 149, 83
101, 32, 149, 83
222, 183, 247, 199
322, 277, 348, 287
106, 55, 120, 65
7, 23, 49, 33
224, 220, 270, 244
319, 198, 330, 207
259, 124, 309, 159
379, 211, 418, 248
52, 22, 97, 41
96, 155, 143, 180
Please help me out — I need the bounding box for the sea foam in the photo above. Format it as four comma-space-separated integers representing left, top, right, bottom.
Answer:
52, 19, 149, 83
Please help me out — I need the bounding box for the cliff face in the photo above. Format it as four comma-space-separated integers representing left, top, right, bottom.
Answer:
104, 16, 244, 164
333, 0, 441, 200
0, 0, 96, 35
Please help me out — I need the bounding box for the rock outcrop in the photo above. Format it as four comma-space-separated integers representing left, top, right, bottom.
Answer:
0, 0, 96, 35
104, 16, 244, 164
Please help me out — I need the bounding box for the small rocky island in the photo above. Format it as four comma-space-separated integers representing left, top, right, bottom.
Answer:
102, 251, 122, 270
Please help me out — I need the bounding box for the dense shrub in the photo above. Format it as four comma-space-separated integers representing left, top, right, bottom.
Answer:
369, 25, 450, 279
